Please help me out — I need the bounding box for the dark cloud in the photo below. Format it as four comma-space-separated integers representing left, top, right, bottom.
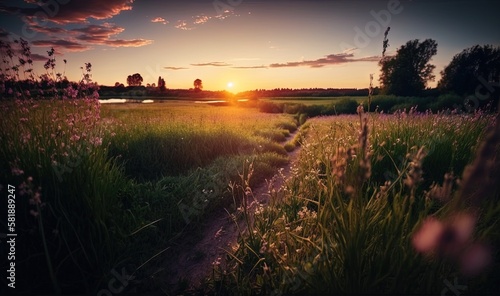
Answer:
269, 53, 380, 68
32, 40, 91, 52
29, 52, 48, 62
103, 39, 152, 47
2, 0, 134, 24
0, 1, 151, 51
191, 62, 232, 67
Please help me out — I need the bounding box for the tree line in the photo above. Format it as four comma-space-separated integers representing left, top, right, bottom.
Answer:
379, 39, 499, 107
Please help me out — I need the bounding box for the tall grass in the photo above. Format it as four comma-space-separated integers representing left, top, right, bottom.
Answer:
101, 104, 297, 180
0, 98, 133, 293
220, 109, 499, 295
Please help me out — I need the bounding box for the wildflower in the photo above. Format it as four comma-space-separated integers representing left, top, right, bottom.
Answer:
412, 216, 444, 253
404, 146, 427, 192
412, 211, 490, 276
212, 257, 221, 267
427, 173, 454, 202
11, 167, 24, 176
260, 241, 268, 254
460, 243, 491, 277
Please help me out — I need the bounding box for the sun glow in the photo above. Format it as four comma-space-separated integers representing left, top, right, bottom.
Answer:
227, 82, 234, 88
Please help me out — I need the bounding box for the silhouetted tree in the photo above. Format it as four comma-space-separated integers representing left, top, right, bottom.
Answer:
438, 45, 500, 96
379, 39, 437, 96
158, 76, 166, 91
126, 73, 143, 86
194, 78, 203, 92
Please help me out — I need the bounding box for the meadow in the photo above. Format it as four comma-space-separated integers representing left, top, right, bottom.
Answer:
1, 95, 500, 295
1, 39, 499, 295
213, 109, 500, 295
0, 97, 300, 294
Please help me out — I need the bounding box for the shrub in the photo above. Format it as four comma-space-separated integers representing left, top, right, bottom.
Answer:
333, 98, 358, 114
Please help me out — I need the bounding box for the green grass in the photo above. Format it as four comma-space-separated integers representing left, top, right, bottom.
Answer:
218, 111, 500, 295
0, 100, 298, 294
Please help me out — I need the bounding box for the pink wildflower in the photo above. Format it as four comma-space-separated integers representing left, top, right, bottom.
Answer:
11, 167, 24, 176
460, 243, 491, 277
412, 216, 444, 253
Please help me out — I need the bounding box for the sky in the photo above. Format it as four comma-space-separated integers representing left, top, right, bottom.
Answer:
0, 0, 499, 92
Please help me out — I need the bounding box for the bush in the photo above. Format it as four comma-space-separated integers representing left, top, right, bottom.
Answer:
428, 93, 463, 112
259, 101, 283, 113
333, 98, 358, 114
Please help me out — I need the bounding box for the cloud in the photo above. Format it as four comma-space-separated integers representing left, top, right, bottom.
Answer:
164, 67, 189, 70
172, 8, 239, 31
31, 40, 91, 52
73, 23, 124, 42
232, 65, 268, 69
0, 2, 151, 51
151, 17, 168, 25
73, 23, 152, 47
175, 20, 193, 31
16, 21, 153, 50
28, 52, 49, 62
104, 39, 152, 47
269, 53, 380, 68
2, 0, 134, 24
193, 15, 210, 25
191, 62, 232, 67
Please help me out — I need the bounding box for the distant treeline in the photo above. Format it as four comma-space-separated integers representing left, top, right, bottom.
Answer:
97, 85, 383, 98
98, 85, 233, 99
235, 87, 381, 98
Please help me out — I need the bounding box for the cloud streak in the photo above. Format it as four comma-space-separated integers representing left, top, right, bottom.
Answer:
191, 62, 232, 67
232, 65, 268, 69
269, 53, 380, 68
31, 40, 91, 52
164, 67, 189, 70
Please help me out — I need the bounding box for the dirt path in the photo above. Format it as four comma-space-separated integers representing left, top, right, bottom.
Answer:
160, 130, 302, 293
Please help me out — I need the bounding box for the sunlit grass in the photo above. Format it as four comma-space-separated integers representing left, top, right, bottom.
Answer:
101, 103, 297, 180
221, 110, 500, 295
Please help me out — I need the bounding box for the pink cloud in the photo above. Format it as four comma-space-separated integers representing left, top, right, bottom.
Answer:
151, 17, 168, 25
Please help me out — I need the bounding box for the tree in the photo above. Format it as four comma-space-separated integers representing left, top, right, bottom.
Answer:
379, 39, 438, 96
126, 73, 143, 86
158, 76, 166, 91
438, 45, 500, 96
194, 78, 203, 92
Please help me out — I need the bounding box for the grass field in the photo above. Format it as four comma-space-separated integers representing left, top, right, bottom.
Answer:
1, 97, 499, 295
213, 110, 500, 295
0, 99, 300, 294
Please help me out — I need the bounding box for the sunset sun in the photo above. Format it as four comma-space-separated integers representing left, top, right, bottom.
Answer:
227, 82, 234, 88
